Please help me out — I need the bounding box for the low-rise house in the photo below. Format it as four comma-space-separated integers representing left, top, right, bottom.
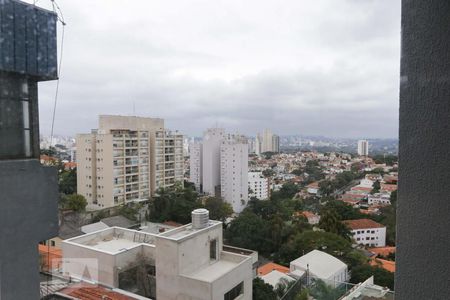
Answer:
257, 262, 294, 289
259, 270, 295, 290
293, 211, 320, 225
368, 246, 396, 258
62, 209, 257, 300
370, 258, 396, 273
258, 262, 290, 276
343, 219, 387, 247
381, 183, 397, 193
248, 172, 269, 200
306, 182, 320, 195
340, 276, 393, 300
368, 193, 391, 206
289, 250, 348, 287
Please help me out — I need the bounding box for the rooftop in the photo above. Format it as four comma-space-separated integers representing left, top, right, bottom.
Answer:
158, 220, 222, 242
58, 283, 141, 300
184, 251, 250, 282
290, 250, 347, 279
64, 227, 156, 255
343, 219, 385, 230
258, 262, 290, 276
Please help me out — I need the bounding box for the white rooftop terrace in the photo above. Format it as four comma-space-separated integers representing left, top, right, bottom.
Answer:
64, 227, 157, 255
183, 251, 252, 283
158, 220, 222, 242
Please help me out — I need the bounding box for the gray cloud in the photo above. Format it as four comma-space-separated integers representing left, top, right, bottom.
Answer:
33, 0, 400, 138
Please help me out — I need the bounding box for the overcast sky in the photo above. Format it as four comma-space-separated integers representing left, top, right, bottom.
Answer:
33, 0, 401, 138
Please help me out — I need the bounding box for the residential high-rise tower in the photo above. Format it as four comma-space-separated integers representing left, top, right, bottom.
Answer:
357, 140, 369, 156
77, 115, 184, 210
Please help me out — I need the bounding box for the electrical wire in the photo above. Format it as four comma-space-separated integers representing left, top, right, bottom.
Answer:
49, 0, 66, 147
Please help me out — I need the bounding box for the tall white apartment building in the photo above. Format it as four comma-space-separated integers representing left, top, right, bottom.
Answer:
357, 140, 369, 156
272, 134, 280, 153
256, 129, 280, 153
62, 209, 257, 300
261, 129, 273, 153
152, 130, 184, 191
255, 134, 262, 155
202, 128, 226, 196
189, 129, 250, 213
77, 115, 183, 210
189, 142, 203, 191
220, 141, 249, 213
248, 172, 269, 200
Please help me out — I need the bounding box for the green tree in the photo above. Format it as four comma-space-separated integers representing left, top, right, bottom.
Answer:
149, 185, 201, 224
322, 200, 365, 220
277, 182, 300, 199
277, 231, 352, 265
275, 277, 296, 298
295, 289, 309, 300
262, 151, 277, 159
62, 194, 87, 212
119, 204, 139, 221
371, 180, 381, 194
309, 279, 346, 300
319, 207, 351, 240
225, 211, 274, 255
291, 169, 303, 176
262, 169, 276, 178
343, 249, 369, 270
59, 168, 77, 195
319, 180, 335, 196
204, 197, 233, 222
350, 265, 394, 290
252, 278, 277, 300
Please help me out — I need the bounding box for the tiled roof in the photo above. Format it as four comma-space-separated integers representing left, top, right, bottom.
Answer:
369, 246, 396, 257
258, 262, 290, 276
38, 244, 62, 271
343, 219, 385, 230
370, 258, 396, 273
59, 283, 139, 300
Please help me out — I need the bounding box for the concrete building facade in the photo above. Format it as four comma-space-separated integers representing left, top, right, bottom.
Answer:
62, 210, 256, 300
220, 141, 249, 213
248, 172, 269, 200
357, 140, 369, 156
343, 219, 386, 247
0, 1, 59, 299
189, 129, 250, 213
202, 128, 226, 196
257, 129, 280, 153
189, 142, 203, 192
77, 115, 183, 210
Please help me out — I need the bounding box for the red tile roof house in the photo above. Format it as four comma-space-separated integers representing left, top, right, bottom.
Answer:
293, 211, 321, 225
381, 183, 398, 193
343, 219, 387, 247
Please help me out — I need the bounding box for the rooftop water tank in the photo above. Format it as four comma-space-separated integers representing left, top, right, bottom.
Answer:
192, 209, 209, 229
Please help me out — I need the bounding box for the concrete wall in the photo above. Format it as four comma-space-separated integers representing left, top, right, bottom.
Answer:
202, 128, 225, 195
96, 134, 114, 208
0, 160, 58, 300
77, 133, 97, 208
178, 225, 223, 275
397, 0, 450, 298
220, 143, 249, 213
211, 254, 253, 300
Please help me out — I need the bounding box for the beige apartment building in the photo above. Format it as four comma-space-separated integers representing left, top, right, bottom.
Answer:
77, 115, 184, 210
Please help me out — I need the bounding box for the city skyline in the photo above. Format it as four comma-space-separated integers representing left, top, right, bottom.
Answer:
33, 0, 400, 139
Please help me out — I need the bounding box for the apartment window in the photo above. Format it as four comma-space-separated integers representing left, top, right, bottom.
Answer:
51, 240, 56, 247
210, 239, 217, 260
224, 282, 243, 300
